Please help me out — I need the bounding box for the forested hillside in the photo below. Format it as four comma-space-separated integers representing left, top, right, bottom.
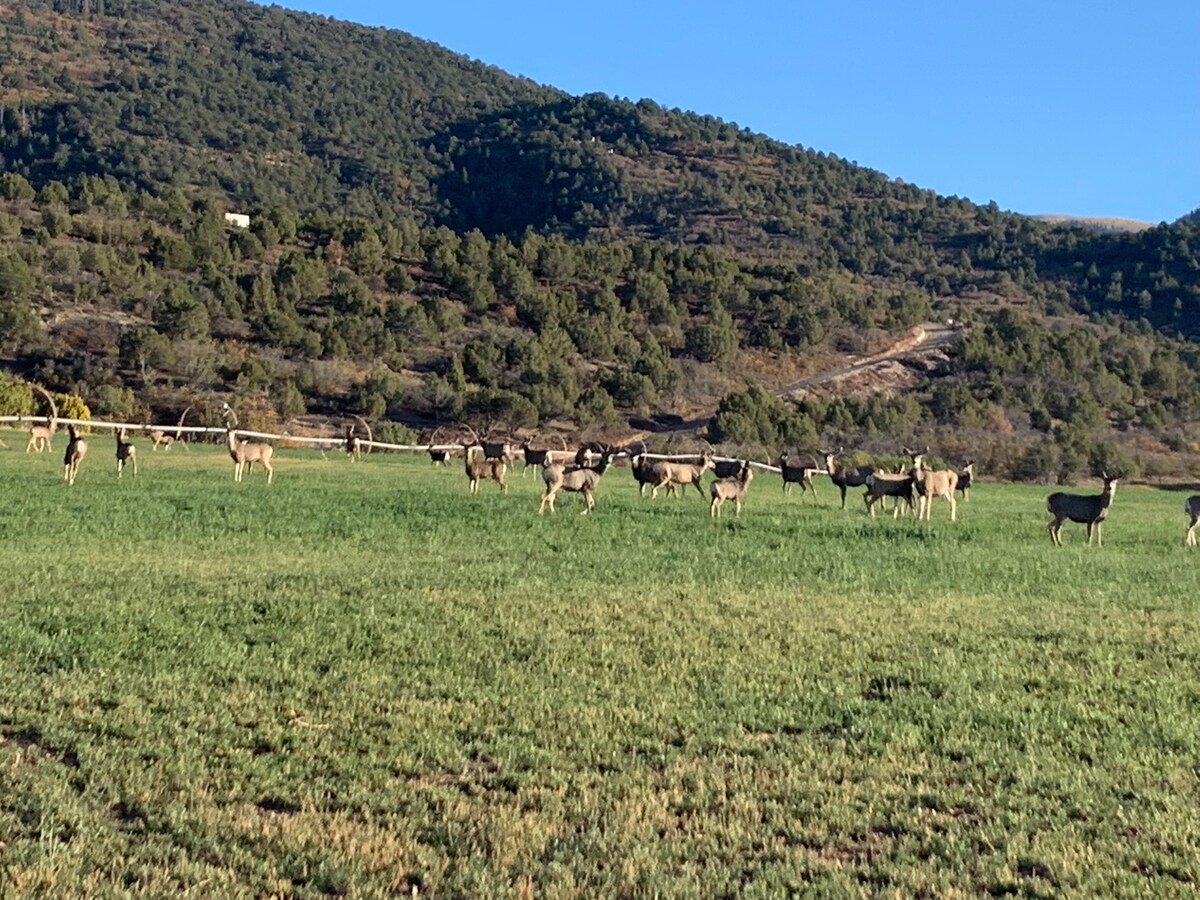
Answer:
0, 0, 1198, 481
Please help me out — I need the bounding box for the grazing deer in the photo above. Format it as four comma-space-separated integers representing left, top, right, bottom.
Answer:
649, 453, 715, 499
63, 425, 87, 485
1046, 473, 1118, 547
1185, 496, 1200, 547
863, 470, 916, 518
226, 429, 275, 484
710, 461, 754, 518
115, 428, 138, 478
538, 450, 614, 514
956, 460, 976, 502
25, 384, 59, 453
149, 405, 192, 451
777, 452, 821, 499
906, 447, 959, 522
823, 449, 874, 509
464, 444, 507, 494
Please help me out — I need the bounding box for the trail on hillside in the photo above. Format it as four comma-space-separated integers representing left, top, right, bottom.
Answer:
629, 323, 964, 438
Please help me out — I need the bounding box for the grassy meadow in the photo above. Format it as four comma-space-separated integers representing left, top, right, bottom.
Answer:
1, 431, 1199, 897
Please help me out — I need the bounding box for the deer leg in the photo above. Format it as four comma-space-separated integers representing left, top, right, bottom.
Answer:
735, 497, 742, 517
839, 485, 848, 509
948, 496, 957, 523
710, 497, 720, 518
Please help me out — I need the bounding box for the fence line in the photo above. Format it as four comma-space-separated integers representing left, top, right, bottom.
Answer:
0, 416, 785, 472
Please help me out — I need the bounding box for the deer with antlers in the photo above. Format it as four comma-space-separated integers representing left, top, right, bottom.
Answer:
63, 425, 87, 485
115, 428, 138, 478
538, 448, 615, 514
25, 384, 59, 453
148, 405, 192, 451
710, 460, 754, 518
222, 405, 275, 484
1046, 473, 1119, 547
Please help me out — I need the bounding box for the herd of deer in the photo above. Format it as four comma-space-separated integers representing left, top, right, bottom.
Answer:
14, 389, 1198, 544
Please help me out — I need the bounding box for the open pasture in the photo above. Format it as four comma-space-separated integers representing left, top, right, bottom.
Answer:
1, 436, 1199, 896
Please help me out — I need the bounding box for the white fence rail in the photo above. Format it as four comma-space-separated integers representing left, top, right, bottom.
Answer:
0, 416, 788, 473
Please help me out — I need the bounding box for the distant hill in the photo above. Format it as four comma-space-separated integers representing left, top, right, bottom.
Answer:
1032, 215, 1154, 234
0, 0, 1198, 480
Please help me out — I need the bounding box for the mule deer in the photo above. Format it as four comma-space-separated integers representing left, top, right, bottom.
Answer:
25, 384, 59, 453
778, 452, 820, 499
343, 415, 372, 461
521, 433, 570, 476
863, 470, 916, 518
710, 461, 754, 518
115, 428, 138, 478
538, 450, 614, 514
464, 444, 507, 494
823, 449, 873, 509
649, 453, 714, 499
1185, 495, 1200, 547
629, 453, 659, 496
906, 447, 959, 522
956, 460, 976, 502
1046, 473, 1118, 546
149, 405, 192, 451
426, 427, 453, 466
226, 429, 275, 484
63, 425, 87, 485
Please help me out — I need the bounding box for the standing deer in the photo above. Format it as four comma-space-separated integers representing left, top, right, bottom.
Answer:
629, 453, 659, 496
221, 405, 274, 484
956, 460, 976, 502
649, 452, 714, 499
115, 428, 138, 478
426, 427, 452, 466
343, 415, 372, 461
521, 434, 570, 475
63, 425, 87, 485
906, 447, 959, 522
1046, 473, 1119, 546
823, 449, 874, 509
538, 450, 614, 514
778, 452, 821, 499
26, 384, 59, 453
463, 444, 507, 494
149, 405, 192, 451
710, 461, 754, 518
863, 470, 916, 518
1185, 495, 1200, 547
226, 429, 275, 484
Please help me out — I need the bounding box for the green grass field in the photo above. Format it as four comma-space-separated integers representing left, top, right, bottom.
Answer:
2, 434, 1199, 897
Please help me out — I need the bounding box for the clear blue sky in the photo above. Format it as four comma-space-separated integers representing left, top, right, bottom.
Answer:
272, 1, 1197, 223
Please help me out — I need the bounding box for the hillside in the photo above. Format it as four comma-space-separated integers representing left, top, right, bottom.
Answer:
0, 0, 1198, 481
